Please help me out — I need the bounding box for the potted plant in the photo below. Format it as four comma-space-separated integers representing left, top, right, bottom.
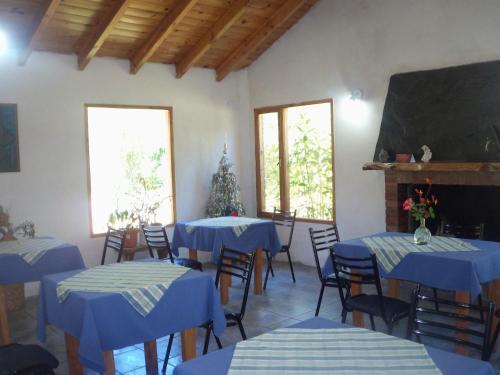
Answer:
108, 209, 140, 248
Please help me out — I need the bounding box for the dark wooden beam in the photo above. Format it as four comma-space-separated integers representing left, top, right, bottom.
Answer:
216, 0, 305, 81
18, 0, 61, 66
78, 0, 133, 70
175, 0, 250, 78
130, 0, 197, 75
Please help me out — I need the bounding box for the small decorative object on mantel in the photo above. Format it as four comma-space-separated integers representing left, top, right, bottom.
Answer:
420, 145, 432, 163
395, 153, 411, 163
378, 148, 389, 162
403, 178, 438, 245
207, 143, 246, 218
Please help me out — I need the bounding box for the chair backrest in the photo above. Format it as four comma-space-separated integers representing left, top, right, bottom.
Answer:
309, 224, 340, 282
141, 224, 173, 261
407, 288, 494, 361
100, 227, 126, 265
272, 208, 297, 248
329, 249, 388, 320
215, 246, 255, 318
440, 222, 485, 240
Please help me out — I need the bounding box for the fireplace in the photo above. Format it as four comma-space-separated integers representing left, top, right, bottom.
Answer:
376, 164, 500, 241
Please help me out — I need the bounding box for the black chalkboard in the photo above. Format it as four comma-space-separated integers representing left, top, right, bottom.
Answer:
374, 60, 500, 162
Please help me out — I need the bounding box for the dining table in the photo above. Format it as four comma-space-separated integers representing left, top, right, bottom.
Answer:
0, 237, 84, 345
171, 216, 281, 303
37, 260, 226, 375
323, 232, 500, 354
173, 316, 494, 375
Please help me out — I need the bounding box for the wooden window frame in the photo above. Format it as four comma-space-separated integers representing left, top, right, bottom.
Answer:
254, 99, 335, 224
84, 104, 177, 237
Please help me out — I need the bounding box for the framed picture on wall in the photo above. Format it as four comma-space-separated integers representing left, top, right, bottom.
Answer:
0, 104, 20, 172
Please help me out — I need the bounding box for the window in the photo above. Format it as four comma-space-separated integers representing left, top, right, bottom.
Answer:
85, 105, 175, 235
255, 100, 334, 222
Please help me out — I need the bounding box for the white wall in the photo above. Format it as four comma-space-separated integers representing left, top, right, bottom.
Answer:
0, 52, 251, 294
246, 0, 500, 267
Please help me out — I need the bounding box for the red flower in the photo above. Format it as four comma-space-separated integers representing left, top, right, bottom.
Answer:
230, 211, 239, 217
403, 198, 414, 211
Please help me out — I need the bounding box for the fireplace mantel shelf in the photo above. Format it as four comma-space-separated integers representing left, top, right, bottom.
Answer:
363, 162, 500, 172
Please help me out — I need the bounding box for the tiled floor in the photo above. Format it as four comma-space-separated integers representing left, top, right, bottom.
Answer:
8, 262, 500, 374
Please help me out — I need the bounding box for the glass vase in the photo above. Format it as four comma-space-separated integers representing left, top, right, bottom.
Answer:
414, 218, 432, 245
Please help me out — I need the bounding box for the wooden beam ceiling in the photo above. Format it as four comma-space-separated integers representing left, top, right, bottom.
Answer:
18, 0, 61, 66
130, 0, 198, 75
175, 0, 250, 79
78, 0, 133, 70
216, 0, 306, 81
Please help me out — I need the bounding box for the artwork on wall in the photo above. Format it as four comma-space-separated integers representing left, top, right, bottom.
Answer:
0, 104, 20, 172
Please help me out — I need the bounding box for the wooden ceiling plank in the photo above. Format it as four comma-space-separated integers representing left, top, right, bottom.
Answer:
216, 0, 305, 81
18, 0, 62, 66
175, 0, 250, 78
129, 0, 198, 74
78, 0, 133, 70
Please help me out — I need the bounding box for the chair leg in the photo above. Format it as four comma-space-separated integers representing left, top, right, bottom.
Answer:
489, 322, 500, 360
285, 248, 296, 283
478, 293, 484, 322
237, 319, 247, 340
162, 334, 174, 373
265, 250, 275, 277
264, 258, 272, 290
341, 309, 347, 323
100, 248, 107, 265
203, 327, 211, 355
315, 282, 326, 316
432, 288, 439, 311
369, 315, 376, 331
214, 334, 223, 349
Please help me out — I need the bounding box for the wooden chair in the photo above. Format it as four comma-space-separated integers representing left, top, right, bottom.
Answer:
100, 227, 127, 265
0, 343, 59, 375
309, 224, 350, 316
263, 208, 297, 290
406, 287, 494, 361
330, 250, 410, 334
202, 246, 255, 354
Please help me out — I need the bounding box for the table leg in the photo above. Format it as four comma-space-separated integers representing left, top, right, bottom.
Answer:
388, 279, 400, 299
65, 334, 84, 375
0, 285, 10, 345
220, 258, 231, 304
254, 247, 263, 295
188, 249, 198, 261
488, 280, 500, 353
181, 328, 196, 361
144, 340, 158, 375
102, 351, 116, 375
351, 278, 364, 327
455, 291, 470, 356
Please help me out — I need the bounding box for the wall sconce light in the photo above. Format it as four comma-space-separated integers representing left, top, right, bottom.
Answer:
343, 89, 369, 124
350, 89, 364, 101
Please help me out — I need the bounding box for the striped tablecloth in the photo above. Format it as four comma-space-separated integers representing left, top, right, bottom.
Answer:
0, 238, 66, 265
56, 262, 189, 316
362, 236, 479, 273
185, 217, 263, 237
228, 327, 442, 374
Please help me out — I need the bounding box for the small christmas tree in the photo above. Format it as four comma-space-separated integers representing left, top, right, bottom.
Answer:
207, 144, 246, 217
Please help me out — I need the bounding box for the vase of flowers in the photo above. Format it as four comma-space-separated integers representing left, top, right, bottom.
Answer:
403, 178, 438, 245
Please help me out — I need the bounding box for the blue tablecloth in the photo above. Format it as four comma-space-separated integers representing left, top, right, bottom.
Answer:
323, 232, 500, 296
37, 262, 226, 372
172, 217, 281, 262
173, 317, 494, 375
0, 240, 84, 285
